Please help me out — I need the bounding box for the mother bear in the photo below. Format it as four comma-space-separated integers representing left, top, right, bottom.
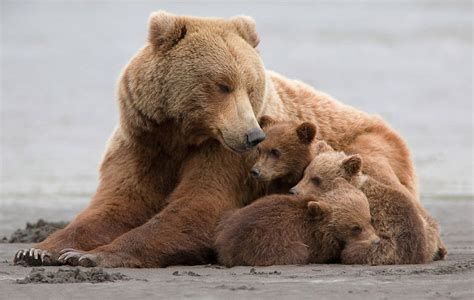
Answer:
15, 11, 418, 267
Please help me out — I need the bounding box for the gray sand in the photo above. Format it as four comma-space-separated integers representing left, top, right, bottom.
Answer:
16, 268, 130, 284
0, 199, 472, 299
1, 1, 472, 299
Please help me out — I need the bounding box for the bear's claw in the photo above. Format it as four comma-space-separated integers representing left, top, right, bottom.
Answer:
58, 249, 98, 267
14, 248, 53, 266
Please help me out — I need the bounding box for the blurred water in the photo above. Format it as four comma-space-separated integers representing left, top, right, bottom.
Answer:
1, 1, 472, 235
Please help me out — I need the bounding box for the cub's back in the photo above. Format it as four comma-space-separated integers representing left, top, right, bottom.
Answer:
215, 195, 311, 267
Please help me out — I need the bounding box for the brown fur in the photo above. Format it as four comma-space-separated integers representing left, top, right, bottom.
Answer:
292, 141, 447, 265
251, 117, 319, 194
15, 12, 420, 268
215, 179, 378, 267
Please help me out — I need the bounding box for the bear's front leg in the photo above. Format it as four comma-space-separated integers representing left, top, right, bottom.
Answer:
58, 147, 249, 268
341, 236, 397, 265
58, 191, 237, 267
13, 195, 160, 266
13, 133, 174, 266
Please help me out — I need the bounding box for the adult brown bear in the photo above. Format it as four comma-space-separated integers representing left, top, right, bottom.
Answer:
14, 11, 418, 267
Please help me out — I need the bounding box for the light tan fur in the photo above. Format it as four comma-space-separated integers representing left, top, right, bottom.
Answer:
292, 141, 446, 264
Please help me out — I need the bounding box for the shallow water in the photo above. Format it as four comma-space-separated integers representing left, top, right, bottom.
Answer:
1, 1, 472, 235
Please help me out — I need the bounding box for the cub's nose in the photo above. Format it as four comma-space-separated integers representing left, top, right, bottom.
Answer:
372, 237, 381, 245
250, 167, 261, 178
289, 187, 299, 195
245, 128, 266, 149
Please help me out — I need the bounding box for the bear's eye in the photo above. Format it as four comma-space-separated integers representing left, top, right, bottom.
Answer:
371, 217, 375, 225
311, 176, 322, 186
270, 149, 281, 158
217, 83, 232, 94
351, 226, 362, 236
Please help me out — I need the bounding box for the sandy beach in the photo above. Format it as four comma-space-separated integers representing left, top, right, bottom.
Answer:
0, 199, 473, 299
1, 1, 472, 299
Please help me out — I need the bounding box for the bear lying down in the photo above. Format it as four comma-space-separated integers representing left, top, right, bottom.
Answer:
215, 119, 379, 267
292, 141, 446, 264
215, 118, 446, 266
214, 178, 379, 267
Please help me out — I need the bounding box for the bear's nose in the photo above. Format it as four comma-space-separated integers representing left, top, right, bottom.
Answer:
245, 128, 266, 149
250, 167, 261, 178
289, 187, 299, 195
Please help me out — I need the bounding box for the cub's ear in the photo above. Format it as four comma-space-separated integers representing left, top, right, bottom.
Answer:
296, 122, 317, 144
229, 15, 260, 47
314, 141, 334, 155
259, 115, 275, 129
342, 154, 362, 176
307, 201, 332, 221
148, 11, 187, 51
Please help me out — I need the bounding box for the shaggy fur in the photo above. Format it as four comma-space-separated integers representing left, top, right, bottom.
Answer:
215, 179, 378, 267
292, 141, 447, 265
14, 12, 419, 268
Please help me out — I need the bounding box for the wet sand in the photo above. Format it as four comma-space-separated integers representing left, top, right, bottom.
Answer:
1, 1, 473, 299
0, 199, 473, 299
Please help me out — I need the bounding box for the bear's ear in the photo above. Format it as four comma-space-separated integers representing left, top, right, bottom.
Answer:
148, 11, 187, 51
342, 154, 362, 177
307, 201, 332, 221
314, 141, 334, 155
259, 115, 275, 129
296, 122, 317, 144
229, 15, 260, 48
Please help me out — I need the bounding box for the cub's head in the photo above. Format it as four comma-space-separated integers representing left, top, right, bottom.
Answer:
121, 11, 267, 152
250, 116, 318, 183
290, 141, 362, 195
306, 179, 379, 248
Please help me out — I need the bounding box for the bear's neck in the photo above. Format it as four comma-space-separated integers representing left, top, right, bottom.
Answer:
117, 95, 188, 156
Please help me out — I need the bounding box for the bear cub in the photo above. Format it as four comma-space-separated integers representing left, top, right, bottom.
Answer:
251, 116, 319, 194
291, 141, 447, 265
214, 179, 379, 267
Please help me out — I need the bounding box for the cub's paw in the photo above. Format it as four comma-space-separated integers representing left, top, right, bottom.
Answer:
340, 242, 371, 265
14, 248, 59, 266
434, 246, 448, 261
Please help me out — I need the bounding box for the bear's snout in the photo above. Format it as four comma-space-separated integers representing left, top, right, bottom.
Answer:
289, 187, 299, 195
250, 167, 261, 178
245, 128, 266, 149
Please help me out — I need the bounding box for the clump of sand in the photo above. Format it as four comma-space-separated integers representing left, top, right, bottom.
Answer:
16, 268, 130, 284
1, 219, 68, 243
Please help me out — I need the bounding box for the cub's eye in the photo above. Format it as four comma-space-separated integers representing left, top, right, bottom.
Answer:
371, 217, 375, 225
217, 83, 232, 93
351, 226, 362, 236
311, 176, 322, 186
270, 149, 281, 158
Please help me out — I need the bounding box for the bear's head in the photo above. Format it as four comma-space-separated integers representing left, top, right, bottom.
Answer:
120, 11, 267, 152
305, 179, 379, 248
290, 141, 363, 195
250, 116, 318, 184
